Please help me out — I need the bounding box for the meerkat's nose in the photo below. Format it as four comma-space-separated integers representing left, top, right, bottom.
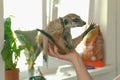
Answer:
83, 22, 86, 25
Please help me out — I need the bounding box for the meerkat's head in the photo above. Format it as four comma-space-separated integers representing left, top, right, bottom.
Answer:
61, 13, 86, 28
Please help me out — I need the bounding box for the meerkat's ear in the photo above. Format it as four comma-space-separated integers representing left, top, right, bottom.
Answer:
59, 17, 68, 25
63, 19, 69, 25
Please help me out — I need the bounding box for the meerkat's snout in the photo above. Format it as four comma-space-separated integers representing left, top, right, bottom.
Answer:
78, 20, 86, 27
83, 21, 86, 25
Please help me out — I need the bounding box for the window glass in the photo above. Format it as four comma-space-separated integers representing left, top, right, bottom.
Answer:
4, 0, 42, 30
4, 0, 43, 71
58, 0, 89, 22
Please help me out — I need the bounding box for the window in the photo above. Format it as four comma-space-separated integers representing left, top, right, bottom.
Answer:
39, 0, 90, 74
58, 0, 89, 21
41, 0, 90, 72
4, 0, 43, 71
4, 0, 43, 30
4, 0, 90, 79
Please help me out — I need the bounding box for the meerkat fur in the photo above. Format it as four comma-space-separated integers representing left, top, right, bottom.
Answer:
36, 13, 95, 55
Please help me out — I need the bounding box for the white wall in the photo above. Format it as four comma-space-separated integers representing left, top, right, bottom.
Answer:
89, 0, 116, 65
117, 0, 120, 75
92, 0, 120, 79
89, 0, 117, 79
0, 0, 5, 80
107, 0, 117, 66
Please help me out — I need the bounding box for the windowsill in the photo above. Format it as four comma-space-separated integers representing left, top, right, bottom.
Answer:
44, 65, 115, 80
20, 64, 115, 80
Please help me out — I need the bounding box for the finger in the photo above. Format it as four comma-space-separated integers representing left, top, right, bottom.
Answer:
54, 45, 59, 54
48, 45, 55, 57
48, 45, 59, 58
53, 45, 63, 59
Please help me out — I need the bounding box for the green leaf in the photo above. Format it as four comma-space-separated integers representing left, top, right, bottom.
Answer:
1, 17, 23, 70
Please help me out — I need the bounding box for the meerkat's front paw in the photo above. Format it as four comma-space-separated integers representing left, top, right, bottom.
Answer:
82, 23, 96, 38
66, 44, 73, 50
87, 23, 95, 32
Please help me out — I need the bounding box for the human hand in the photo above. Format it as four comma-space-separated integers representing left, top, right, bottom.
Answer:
48, 44, 93, 80
48, 44, 81, 63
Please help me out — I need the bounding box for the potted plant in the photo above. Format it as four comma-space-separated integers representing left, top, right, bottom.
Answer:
1, 17, 24, 80
15, 29, 46, 80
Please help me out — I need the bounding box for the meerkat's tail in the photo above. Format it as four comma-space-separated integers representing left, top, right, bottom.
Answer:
36, 29, 55, 44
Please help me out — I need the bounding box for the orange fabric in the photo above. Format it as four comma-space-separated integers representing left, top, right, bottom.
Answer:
84, 61, 104, 67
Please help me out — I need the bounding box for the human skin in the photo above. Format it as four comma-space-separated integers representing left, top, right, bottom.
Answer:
48, 45, 93, 80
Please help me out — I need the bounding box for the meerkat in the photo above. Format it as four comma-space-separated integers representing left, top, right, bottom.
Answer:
37, 13, 95, 55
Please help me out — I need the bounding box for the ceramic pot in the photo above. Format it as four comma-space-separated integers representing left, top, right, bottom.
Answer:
5, 68, 19, 80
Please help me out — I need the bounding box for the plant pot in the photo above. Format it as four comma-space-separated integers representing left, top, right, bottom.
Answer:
5, 68, 19, 80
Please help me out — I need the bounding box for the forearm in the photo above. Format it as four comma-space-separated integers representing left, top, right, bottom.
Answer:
72, 53, 93, 80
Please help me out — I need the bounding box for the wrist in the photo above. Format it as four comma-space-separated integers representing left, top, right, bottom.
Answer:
71, 52, 93, 80
71, 51, 83, 65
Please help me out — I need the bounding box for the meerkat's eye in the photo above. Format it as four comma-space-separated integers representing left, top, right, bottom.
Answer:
64, 19, 69, 25
73, 18, 80, 22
